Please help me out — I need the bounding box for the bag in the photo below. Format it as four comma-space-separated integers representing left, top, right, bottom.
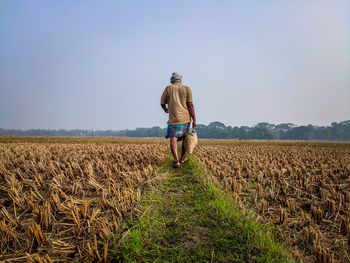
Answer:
184, 129, 198, 154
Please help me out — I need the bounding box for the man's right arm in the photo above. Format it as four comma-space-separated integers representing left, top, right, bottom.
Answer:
187, 102, 196, 129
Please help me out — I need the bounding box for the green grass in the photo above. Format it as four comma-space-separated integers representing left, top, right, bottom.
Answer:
112, 154, 294, 262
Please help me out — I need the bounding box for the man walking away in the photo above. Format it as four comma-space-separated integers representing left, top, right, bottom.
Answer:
161, 72, 196, 168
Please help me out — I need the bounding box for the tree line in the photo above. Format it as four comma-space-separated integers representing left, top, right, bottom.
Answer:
1, 120, 349, 141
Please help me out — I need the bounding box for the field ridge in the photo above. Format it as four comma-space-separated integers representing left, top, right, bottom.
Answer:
113, 155, 293, 262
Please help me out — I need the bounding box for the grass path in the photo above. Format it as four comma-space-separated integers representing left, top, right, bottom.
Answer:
113, 156, 294, 262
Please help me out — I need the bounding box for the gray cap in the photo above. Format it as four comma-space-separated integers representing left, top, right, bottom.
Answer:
170, 72, 182, 83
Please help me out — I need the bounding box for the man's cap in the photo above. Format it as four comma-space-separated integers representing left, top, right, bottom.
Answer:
170, 72, 182, 83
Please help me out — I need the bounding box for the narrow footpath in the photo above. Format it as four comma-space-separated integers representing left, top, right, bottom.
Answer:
113, 156, 293, 263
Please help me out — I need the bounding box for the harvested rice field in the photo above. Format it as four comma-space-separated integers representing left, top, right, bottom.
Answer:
0, 137, 167, 262
197, 140, 350, 263
0, 137, 349, 263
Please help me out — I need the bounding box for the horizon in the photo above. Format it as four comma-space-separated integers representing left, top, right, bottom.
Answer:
1, 119, 349, 131
1, 1, 349, 130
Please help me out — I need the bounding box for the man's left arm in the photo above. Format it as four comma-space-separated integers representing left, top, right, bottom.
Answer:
161, 88, 169, 113
161, 104, 168, 113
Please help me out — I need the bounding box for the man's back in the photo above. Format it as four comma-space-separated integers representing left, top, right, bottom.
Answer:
160, 72, 196, 168
161, 82, 192, 124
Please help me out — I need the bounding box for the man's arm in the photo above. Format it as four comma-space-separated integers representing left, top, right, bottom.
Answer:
161, 104, 169, 113
161, 87, 169, 113
187, 102, 196, 129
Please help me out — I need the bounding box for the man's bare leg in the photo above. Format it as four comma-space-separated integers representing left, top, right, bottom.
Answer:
180, 140, 187, 163
170, 137, 180, 165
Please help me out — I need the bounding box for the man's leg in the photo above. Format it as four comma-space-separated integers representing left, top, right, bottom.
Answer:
170, 137, 179, 164
180, 140, 187, 162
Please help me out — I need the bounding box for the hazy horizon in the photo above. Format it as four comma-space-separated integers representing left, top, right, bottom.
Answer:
1, 119, 349, 131
1, 1, 349, 130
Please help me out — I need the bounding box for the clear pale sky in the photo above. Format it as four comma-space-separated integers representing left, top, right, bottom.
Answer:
1, 1, 349, 130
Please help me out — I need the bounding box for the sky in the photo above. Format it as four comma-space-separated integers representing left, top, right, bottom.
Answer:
1, 0, 349, 130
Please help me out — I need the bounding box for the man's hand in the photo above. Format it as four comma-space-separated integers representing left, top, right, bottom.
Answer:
192, 121, 197, 129
161, 104, 169, 113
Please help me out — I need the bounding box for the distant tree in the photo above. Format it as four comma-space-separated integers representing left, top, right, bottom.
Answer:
1, 120, 350, 140
286, 125, 313, 140
208, 121, 226, 129
148, 126, 164, 137
248, 123, 276, 139
231, 126, 241, 138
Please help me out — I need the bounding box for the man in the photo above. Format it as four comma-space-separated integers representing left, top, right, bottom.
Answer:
161, 72, 196, 168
